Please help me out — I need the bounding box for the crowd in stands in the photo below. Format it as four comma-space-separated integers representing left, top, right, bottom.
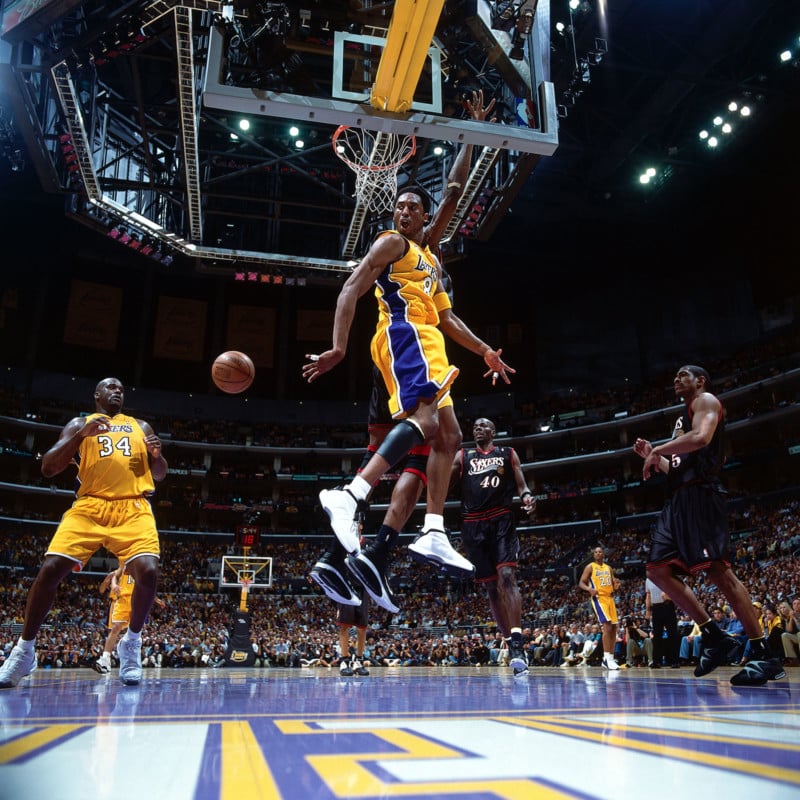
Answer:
1, 499, 797, 673
1, 327, 799, 672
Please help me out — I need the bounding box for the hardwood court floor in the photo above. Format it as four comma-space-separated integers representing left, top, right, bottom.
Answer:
1, 664, 798, 799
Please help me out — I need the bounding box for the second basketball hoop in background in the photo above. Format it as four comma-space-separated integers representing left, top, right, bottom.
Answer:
212, 351, 255, 393
332, 125, 416, 214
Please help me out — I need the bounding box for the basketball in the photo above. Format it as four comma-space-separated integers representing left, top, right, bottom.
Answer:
211, 351, 255, 393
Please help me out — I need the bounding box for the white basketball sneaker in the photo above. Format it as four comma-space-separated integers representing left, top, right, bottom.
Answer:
408, 529, 475, 578
0, 645, 37, 688
318, 488, 364, 554
602, 653, 620, 671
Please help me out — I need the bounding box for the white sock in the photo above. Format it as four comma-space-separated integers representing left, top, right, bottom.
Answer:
124, 631, 142, 644
423, 514, 444, 533
348, 475, 371, 501
16, 637, 34, 653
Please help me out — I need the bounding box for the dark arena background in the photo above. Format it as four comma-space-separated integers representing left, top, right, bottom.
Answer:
0, 2, 799, 799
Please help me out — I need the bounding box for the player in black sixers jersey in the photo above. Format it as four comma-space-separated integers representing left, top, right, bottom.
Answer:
634, 364, 784, 687
451, 418, 535, 676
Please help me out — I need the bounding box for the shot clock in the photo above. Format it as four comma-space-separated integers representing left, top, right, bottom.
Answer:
235, 525, 261, 548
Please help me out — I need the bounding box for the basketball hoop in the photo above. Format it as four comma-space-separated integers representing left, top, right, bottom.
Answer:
332, 125, 416, 214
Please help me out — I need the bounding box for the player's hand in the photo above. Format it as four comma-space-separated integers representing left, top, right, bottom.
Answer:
483, 348, 515, 385
83, 415, 112, 437
523, 497, 536, 516
145, 434, 163, 458
466, 89, 497, 123
302, 350, 344, 383
642, 451, 661, 480
633, 438, 652, 459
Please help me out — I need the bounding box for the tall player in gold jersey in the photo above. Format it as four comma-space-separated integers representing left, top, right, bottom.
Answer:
304, 91, 514, 596
0, 377, 167, 688
578, 546, 622, 670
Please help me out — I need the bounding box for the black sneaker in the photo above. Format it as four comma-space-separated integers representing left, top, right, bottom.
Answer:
694, 635, 740, 677
310, 549, 362, 606
339, 658, 354, 677
509, 644, 528, 677
346, 544, 399, 614
351, 658, 370, 676
730, 657, 786, 687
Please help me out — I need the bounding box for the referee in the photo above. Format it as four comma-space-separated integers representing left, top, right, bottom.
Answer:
645, 576, 681, 668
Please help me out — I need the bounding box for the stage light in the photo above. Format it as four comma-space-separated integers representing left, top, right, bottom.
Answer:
118, 230, 131, 244
238, 118, 250, 131
260, 273, 271, 283
289, 125, 299, 137
161, 255, 174, 266
247, 271, 258, 282
107, 226, 121, 239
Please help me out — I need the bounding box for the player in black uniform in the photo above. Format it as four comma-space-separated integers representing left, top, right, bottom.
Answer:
634, 364, 785, 686
310, 364, 429, 614
451, 417, 535, 676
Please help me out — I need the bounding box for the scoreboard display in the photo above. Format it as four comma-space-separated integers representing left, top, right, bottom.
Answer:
235, 525, 261, 547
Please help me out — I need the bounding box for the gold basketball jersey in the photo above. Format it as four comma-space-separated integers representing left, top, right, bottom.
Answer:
76, 413, 155, 499
589, 561, 614, 598
373, 231, 443, 327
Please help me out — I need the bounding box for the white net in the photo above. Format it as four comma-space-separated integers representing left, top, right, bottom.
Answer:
333, 126, 416, 214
